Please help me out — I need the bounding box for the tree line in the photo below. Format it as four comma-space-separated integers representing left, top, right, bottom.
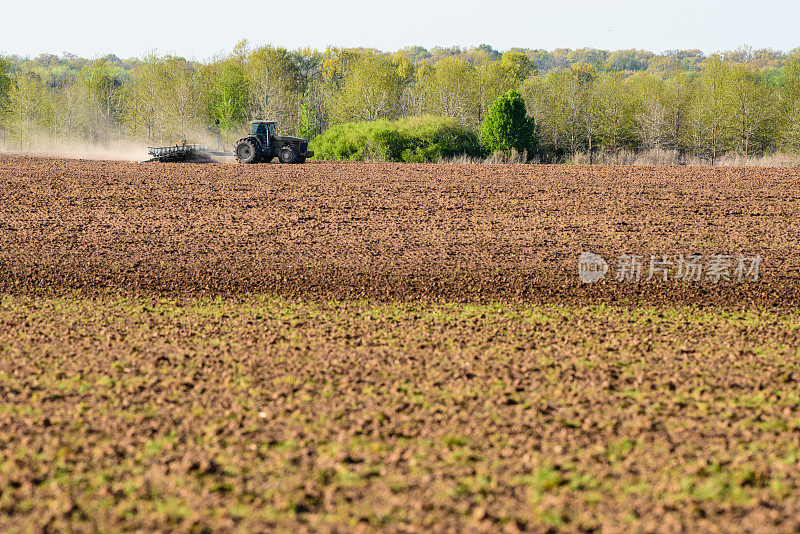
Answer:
1, 42, 800, 162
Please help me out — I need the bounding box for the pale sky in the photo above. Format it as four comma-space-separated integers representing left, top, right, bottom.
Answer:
1, 0, 797, 59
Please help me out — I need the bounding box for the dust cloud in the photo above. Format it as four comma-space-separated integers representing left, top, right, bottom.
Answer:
0, 138, 150, 162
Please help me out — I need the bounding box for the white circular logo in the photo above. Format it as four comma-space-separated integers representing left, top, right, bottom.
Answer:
578, 252, 608, 283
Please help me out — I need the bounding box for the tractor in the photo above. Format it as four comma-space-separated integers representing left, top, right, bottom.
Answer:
234, 121, 314, 164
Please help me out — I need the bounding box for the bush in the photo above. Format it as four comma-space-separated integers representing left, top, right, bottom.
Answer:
309, 115, 484, 162
480, 90, 536, 158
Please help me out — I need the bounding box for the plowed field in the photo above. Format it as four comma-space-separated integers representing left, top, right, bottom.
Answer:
1, 155, 798, 305
1, 155, 799, 532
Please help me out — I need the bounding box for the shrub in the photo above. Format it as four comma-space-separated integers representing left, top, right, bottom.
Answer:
309, 115, 483, 162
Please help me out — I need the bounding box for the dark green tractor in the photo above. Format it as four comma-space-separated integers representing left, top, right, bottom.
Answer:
234, 121, 314, 164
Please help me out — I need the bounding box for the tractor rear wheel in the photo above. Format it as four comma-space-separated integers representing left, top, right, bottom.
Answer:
278, 146, 297, 164
296, 156, 306, 164
235, 138, 262, 164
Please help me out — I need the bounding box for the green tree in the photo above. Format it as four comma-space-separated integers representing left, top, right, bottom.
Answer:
80, 59, 123, 122
424, 56, 476, 127
501, 51, 536, 85
475, 60, 516, 125
692, 57, 728, 163
594, 69, 635, 152
7, 72, 55, 143
520, 73, 559, 157
124, 54, 204, 143
202, 43, 250, 133
660, 72, 695, 154
392, 51, 418, 118
480, 89, 535, 157
604, 49, 653, 72
246, 45, 301, 133
723, 64, 773, 155
779, 55, 800, 151
520, 67, 592, 160
566, 48, 608, 68
294, 48, 325, 139
333, 52, 402, 122
0, 57, 12, 108
571, 64, 599, 161
124, 54, 165, 142
401, 46, 431, 63
628, 72, 666, 151
0, 56, 13, 137
473, 44, 501, 61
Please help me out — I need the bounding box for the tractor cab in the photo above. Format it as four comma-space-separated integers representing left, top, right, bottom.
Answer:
251, 121, 276, 145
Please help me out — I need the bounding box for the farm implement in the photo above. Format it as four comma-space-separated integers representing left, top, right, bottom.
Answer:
143, 142, 232, 163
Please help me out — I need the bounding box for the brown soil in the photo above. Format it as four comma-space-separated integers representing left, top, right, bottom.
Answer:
1, 155, 799, 533
1, 155, 798, 306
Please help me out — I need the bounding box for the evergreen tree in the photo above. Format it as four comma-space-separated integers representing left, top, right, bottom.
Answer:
480, 90, 535, 157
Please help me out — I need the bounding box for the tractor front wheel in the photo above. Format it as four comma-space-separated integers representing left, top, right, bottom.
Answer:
278, 146, 298, 164
235, 138, 262, 164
